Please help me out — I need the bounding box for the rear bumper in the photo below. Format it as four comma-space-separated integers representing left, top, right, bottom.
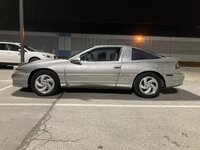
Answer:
12, 72, 30, 87
164, 73, 185, 87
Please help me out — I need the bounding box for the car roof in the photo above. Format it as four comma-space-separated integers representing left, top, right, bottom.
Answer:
92, 45, 143, 49
92, 45, 130, 48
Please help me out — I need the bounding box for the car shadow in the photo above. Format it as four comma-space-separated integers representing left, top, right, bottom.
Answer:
0, 66, 14, 70
10, 87, 62, 100
11, 87, 200, 101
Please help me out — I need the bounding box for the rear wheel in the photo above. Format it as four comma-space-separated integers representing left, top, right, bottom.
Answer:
133, 73, 161, 98
30, 70, 60, 96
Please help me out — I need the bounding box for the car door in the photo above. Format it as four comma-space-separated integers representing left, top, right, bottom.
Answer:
6, 44, 21, 63
0, 43, 8, 63
66, 47, 123, 87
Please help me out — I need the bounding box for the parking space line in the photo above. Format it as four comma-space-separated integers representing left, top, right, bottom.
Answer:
0, 80, 12, 82
0, 103, 200, 108
58, 104, 200, 108
0, 85, 13, 92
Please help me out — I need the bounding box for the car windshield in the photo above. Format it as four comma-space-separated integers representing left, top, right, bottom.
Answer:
68, 49, 90, 59
24, 45, 38, 52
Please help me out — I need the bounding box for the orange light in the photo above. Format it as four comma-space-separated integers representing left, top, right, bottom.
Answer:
134, 35, 144, 43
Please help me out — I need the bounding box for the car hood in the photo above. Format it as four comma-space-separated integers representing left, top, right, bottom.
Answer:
29, 59, 68, 65
17, 59, 68, 72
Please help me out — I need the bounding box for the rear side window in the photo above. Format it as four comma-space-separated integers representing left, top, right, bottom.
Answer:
7, 44, 20, 51
132, 48, 159, 60
0, 44, 7, 50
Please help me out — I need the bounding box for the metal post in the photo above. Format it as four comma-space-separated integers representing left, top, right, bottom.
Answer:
19, 0, 25, 63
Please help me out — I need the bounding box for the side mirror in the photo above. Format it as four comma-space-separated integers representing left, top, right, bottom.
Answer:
70, 58, 81, 65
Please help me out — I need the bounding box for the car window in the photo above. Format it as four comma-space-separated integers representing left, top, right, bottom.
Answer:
24, 45, 38, 52
81, 47, 121, 62
0, 44, 8, 50
132, 48, 159, 60
7, 44, 20, 51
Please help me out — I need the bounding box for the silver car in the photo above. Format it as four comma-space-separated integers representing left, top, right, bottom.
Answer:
12, 45, 184, 98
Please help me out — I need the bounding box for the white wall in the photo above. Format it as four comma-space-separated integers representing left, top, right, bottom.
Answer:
70, 33, 200, 62
0, 30, 59, 54
0, 30, 200, 62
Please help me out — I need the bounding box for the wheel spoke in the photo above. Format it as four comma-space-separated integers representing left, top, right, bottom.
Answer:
144, 87, 152, 94
143, 77, 148, 85
140, 84, 148, 90
38, 86, 48, 92
40, 75, 46, 82
46, 83, 53, 91
46, 78, 53, 82
147, 79, 154, 84
151, 84, 157, 92
36, 80, 43, 87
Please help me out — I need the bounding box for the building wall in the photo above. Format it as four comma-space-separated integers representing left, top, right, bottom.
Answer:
0, 30, 200, 62
0, 30, 58, 54
71, 34, 200, 62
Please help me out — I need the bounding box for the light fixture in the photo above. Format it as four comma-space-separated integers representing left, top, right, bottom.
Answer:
134, 35, 144, 43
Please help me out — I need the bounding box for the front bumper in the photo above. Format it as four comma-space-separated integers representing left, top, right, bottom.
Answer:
12, 72, 30, 87
164, 73, 185, 87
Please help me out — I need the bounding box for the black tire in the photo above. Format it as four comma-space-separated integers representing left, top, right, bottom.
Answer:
29, 57, 40, 63
0, 64, 7, 68
30, 70, 60, 96
133, 72, 161, 98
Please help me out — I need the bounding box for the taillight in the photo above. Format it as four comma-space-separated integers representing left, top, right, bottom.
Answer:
175, 62, 180, 69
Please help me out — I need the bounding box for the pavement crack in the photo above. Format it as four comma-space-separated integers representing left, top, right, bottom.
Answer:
163, 135, 181, 147
16, 92, 64, 150
34, 137, 84, 143
181, 132, 188, 138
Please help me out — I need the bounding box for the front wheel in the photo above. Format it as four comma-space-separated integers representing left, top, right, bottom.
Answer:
30, 70, 60, 96
29, 57, 40, 63
133, 73, 161, 98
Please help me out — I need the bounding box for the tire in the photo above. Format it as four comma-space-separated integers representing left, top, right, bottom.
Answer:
0, 64, 7, 68
29, 57, 40, 63
133, 72, 161, 98
30, 70, 60, 96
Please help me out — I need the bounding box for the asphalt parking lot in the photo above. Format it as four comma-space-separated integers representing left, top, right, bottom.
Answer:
0, 67, 200, 150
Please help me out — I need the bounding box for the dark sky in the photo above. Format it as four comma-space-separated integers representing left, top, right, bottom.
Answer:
1, 0, 200, 36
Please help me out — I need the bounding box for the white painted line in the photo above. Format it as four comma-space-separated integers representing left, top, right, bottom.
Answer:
0, 103, 200, 108
0, 85, 13, 92
0, 80, 12, 82
0, 103, 51, 106
57, 104, 200, 108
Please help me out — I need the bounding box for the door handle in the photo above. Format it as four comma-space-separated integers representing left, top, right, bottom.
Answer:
114, 66, 121, 69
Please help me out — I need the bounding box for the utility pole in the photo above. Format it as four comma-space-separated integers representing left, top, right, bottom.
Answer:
19, 0, 25, 63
